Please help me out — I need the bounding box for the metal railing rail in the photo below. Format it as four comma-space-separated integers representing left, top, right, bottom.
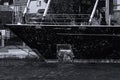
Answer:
26, 14, 90, 25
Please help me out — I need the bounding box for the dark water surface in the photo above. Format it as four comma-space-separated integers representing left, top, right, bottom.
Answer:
0, 60, 120, 80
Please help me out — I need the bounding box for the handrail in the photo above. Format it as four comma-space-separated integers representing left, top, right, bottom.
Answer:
29, 18, 89, 20
37, 14, 90, 16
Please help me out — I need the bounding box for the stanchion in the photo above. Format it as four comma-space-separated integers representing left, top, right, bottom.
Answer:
1, 35, 5, 47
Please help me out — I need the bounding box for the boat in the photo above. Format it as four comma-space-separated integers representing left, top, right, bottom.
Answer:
5, 0, 120, 60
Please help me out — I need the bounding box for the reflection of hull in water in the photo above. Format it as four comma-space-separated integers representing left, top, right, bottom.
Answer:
5, 24, 120, 59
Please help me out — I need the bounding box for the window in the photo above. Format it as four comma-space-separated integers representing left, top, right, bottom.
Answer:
37, 0, 41, 6
114, 0, 120, 10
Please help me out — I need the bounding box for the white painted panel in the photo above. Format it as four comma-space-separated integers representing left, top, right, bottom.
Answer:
28, 0, 47, 13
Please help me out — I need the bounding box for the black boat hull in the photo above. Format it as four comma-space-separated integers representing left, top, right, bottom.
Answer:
5, 24, 120, 59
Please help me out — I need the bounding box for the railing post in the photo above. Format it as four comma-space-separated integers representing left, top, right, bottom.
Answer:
106, 0, 110, 25
23, 42, 26, 47
1, 30, 5, 47
1, 35, 5, 47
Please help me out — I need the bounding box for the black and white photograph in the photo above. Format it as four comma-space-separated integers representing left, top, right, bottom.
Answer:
0, 0, 120, 80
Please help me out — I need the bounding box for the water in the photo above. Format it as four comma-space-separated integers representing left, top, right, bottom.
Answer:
0, 60, 120, 80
